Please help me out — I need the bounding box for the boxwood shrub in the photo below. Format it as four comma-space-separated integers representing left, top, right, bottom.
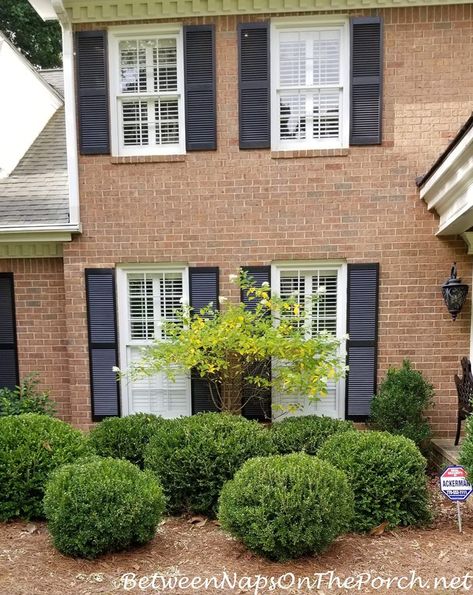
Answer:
44, 457, 165, 559
89, 413, 164, 468
459, 415, 473, 477
270, 415, 355, 456
0, 413, 91, 521
318, 430, 431, 532
144, 412, 274, 517
218, 453, 354, 560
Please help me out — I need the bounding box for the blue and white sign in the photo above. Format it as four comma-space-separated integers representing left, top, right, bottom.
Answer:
440, 465, 473, 502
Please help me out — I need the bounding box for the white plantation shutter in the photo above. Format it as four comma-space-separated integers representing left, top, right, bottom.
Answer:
116, 35, 183, 152
274, 266, 341, 419
124, 270, 190, 417
275, 26, 346, 149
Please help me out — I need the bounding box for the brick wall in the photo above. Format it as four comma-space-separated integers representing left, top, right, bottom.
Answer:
0, 258, 71, 420
15, 5, 473, 433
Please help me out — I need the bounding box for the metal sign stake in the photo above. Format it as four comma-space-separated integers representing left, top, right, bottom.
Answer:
457, 501, 463, 533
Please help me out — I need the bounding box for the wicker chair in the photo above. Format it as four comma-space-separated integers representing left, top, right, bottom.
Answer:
454, 356, 473, 446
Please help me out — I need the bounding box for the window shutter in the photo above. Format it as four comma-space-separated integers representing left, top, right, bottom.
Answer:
189, 267, 220, 413
350, 17, 383, 146
184, 26, 216, 151
76, 31, 110, 155
238, 22, 270, 149
241, 266, 271, 421
0, 274, 19, 390
85, 269, 119, 420
346, 264, 379, 420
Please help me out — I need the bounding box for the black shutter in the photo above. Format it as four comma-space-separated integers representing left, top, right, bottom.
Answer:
189, 267, 220, 413
241, 266, 271, 421
238, 22, 270, 149
346, 264, 379, 420
76, 31, 110, 155
184, 25, 216, 151
0, 274, 19, 390
350, 17, 383, 146
85, 269, 119, 420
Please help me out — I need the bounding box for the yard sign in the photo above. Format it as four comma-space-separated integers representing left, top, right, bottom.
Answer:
440, 465, 472, 533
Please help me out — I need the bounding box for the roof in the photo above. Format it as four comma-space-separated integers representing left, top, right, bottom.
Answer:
0, 86, 69, 228
416, 114, 473, 188
39, 69, 64, 96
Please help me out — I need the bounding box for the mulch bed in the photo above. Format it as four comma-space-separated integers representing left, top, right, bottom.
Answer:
1, 480, 473, 595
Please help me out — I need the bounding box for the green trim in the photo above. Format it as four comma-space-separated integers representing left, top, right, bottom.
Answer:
0, 242, 64, 259
65, 0, 473, 22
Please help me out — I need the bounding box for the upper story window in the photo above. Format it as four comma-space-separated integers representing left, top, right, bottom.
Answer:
108, 26, 185, 156
271, 19, 349, 151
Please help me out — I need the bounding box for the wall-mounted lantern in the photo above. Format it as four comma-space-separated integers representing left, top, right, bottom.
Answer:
442, 263, 469, 321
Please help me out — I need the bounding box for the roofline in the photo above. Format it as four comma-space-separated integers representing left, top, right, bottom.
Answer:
27, 0, 58, 21
417, 113, 473, 188
0, 224, 81, 234
0, 32, 63, 104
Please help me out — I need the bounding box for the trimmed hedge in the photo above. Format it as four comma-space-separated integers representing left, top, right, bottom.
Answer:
0, 414, 91, 521
144, 412, 274, 516
318, 430, 431, 532
271, 415, 355, 456
44, 457, 165, 558
89, 413, 164, 468
459, 415, 473, 479
218, 453, 354, 560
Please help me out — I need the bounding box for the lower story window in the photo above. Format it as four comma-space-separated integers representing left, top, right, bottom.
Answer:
117, 267, 191, 417
272, 262, 346, 419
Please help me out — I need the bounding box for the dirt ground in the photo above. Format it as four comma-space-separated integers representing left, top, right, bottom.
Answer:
1, 483, 473, 595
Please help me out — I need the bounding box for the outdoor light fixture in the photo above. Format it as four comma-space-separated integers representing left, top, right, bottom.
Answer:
442, 263, 469, 321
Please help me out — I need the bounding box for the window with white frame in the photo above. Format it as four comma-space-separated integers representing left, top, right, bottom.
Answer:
109, 27, 185, 156
117, 268, 191, 418
271, 19, 349, 151
272, 263, 346, 419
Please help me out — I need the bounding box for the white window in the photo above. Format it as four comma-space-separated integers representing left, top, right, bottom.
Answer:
108, 26, 185, 156
117, 267, 191, 418
271, 18, 349, 151
272, 262, 347, 419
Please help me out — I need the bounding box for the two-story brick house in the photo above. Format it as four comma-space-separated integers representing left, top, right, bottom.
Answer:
1, 0, 473, 434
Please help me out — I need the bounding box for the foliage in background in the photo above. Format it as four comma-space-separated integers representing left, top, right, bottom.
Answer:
318, 430, 432, 532
370, 360, 434, 449
459, 415, 473, 478
0, 0, 61, 68
0, 374, 56, 417
0, 413, 91, 521
270, 415, 355, 456
44, 457, 165, 559
218, 453, 354, 560
144, 412, 274, 517
89, 413, 165, 469
130, 270, 346, 415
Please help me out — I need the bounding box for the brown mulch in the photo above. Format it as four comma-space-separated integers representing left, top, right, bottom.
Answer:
1, 481, 473, 595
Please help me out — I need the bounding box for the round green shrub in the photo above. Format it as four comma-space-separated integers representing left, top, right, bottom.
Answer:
44, 457, 165, 559
144, 412, 274, 517
0, 413, 91, 521
459, 415, 473, 477
89, 413, 164, 468
271, 415, 355, 456
218, 453, 354, 560
318, 430, 431, 532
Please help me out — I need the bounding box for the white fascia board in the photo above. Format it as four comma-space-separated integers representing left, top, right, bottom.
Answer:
28, 0, 58, 21
0, 224, 80, 235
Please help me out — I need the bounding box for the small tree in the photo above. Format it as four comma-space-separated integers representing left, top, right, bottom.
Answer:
128, 271, 346, 415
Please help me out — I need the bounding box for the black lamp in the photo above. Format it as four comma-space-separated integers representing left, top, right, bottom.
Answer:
442, 263, 469, 321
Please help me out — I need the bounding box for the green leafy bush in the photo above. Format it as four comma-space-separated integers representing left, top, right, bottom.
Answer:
44, 457, 165, 559
144, 412, 274, 516
89, 413, 164, 468
318, 430, 431, 532
0, 374, 56, 417
271, 415, 355, 456
370, 360, 434, 448
459, 415, 473, 477
0, 413, 91, 520
218, 453, 354, 560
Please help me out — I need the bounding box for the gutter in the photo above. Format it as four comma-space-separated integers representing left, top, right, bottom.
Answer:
0, 224, 81, 234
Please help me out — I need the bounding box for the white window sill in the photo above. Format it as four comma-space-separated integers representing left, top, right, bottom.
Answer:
111, 154, 186, 164
271, 148, 349, 159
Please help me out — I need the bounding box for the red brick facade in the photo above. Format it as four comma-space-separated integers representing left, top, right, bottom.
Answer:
5, 5, 473, 434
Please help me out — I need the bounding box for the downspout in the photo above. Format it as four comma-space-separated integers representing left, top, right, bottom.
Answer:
52, 0, 80, 227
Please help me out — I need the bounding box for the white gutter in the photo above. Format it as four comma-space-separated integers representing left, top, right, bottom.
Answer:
0, 224, 81, 234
